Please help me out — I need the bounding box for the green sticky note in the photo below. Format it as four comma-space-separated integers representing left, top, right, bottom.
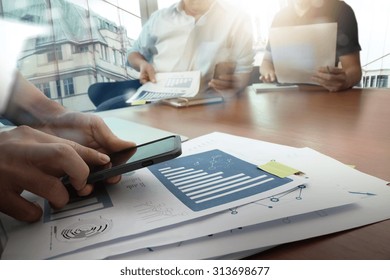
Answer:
258, 161, 300, 178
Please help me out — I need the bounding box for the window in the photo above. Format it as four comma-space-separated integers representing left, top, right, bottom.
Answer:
63, 78, 75, 96
5, 0, 389, 112
376, 75, 388, 88
101, 45, 108, 61
112, 49, 118, 65
74, 45, 89, 53
363, 76, 369, 87
47, 46, 63, 62
370, 76, 376, 87
36, 83, 51, 98
3, 0, 142, 112
56, 80, 62, 97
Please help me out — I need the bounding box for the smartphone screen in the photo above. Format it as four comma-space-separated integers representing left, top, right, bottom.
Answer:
62, 135, 182, 189
88, 135, 182, 183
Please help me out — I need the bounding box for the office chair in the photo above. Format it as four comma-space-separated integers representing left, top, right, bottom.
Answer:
88, 79, 142, 111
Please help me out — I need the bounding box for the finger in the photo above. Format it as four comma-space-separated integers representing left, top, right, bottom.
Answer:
147, 67, 156, 83
106, 175, 122, 185
17, 126, 111, 166
65, 139, 111, 167
27, 144, 91, 191
149, 74, 156, 83
260, 74, 275, 83
18, 165, 71, 208
140, 74, 149, 84
76, 183, 94, 197
260, 76, 270, 83
319, 66, 344, 74
0, 193, 43, 222
88, 116, 136, 154
209, 78, 234, 90
270, 73, 277, 82
311, 77, 338, 92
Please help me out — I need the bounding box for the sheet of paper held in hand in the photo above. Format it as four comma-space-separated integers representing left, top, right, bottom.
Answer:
269, 22, 337, 84
126, 70, 201, 103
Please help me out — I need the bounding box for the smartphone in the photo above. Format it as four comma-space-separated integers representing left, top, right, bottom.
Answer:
62, 135, 182, 188
213, 61, 237, 79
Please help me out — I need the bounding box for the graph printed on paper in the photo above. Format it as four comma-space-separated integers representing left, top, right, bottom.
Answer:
148, 149, 294, 211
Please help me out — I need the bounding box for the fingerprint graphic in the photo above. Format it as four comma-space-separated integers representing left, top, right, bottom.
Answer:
55, 218, 112, 242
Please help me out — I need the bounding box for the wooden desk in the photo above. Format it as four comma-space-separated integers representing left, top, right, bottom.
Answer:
98, 86, 390, 259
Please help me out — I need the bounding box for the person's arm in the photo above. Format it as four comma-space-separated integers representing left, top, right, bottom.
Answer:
5, 72, 134, 153
209, 9, 254, 95
312, 51, 362, 92
208, 72, 251, 95
126, 10, 158, 85
128, 52, 156, 84
4, 71, 65, 126
339, 52, 362, 88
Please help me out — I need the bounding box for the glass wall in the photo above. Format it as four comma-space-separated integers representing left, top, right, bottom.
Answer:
1, 0, 389, 114
1, 0, 142, 112
345, 0, 390, 88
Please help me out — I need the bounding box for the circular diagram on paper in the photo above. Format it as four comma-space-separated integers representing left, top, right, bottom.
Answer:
56, 218, 112, 242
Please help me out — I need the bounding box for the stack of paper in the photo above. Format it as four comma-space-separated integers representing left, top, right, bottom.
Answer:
1, 121, 389, 259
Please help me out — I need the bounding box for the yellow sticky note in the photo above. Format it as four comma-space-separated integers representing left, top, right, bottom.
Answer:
258, 161, 300, 178
130, 100, 147, 106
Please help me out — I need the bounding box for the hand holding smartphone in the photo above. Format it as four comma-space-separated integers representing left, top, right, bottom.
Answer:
62, 135, 182, 192
213, 61, 237, 79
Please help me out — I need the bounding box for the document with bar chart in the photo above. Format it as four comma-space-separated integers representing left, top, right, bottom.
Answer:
126, 70, 200, 103
1, 137, 306, 260
148, 150, 294, 211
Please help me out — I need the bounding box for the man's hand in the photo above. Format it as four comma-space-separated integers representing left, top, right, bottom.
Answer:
209, 73, 237, 92
36, 112, 136, 185
0, 126, 111, 222
312, 66, 349, 92
139, 62, 156, 84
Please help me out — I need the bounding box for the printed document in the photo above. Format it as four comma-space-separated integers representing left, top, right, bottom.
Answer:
126, 71, 200, 103
1, 133, 306, 259
51, 133, 369, 260
1, 132, 363, 260
269, 23, 337, 84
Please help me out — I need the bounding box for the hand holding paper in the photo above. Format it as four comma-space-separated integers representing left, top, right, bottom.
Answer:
269, 23, 337, 85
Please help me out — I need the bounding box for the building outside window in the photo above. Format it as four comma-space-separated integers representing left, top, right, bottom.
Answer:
1, 0, 142, 112
1, 0, 389, 112
101, 45, 108, 61
56, 80, 62, 98
63, 78, 75, 96
36, 82, 51, 98
370, 76, 377, 87
74, 45, 89, 53
376, 75, 388, 88
362, 76, 369, 88
47, 46, 63, 62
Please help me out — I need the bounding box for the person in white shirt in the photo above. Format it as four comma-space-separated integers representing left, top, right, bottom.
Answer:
91, 0, 254, 111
